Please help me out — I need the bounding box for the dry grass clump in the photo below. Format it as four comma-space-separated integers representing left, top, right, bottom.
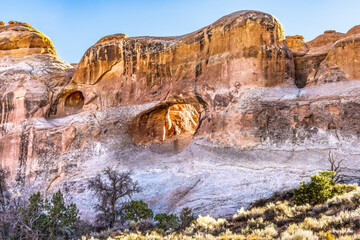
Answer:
186, 215, 227, 235
82, 184, 360, 240
281, 224, 319, 240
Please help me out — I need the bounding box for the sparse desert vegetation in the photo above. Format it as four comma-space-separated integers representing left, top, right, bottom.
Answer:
76, 166, 359, 239
82, 177, 360, 239
2, 156, 360, 239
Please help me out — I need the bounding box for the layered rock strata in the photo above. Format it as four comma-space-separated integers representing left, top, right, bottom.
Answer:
0, 22, 74, 179
1, 11, 360, 219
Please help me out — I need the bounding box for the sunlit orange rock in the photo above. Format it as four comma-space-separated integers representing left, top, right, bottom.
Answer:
288, 30, 346, 87
285, 35, 308, 56
315, 34, 360, 83
307, 30, 345, 50
0, 21, 56, 57
131, 103, 199, 152
346, 25, 360, 36
63, 10, 294, 118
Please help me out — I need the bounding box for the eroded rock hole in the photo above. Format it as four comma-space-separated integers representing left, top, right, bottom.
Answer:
64, 91, 84, 113
164, 104, 199, 140
131, 103, 200, 153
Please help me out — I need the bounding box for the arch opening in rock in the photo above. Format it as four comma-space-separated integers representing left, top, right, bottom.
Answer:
64, 91, 84, 114
131, 103, 200, 153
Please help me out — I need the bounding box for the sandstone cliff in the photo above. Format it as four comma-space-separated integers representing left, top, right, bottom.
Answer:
1, 11, 360, 219
286, 28, 360, 87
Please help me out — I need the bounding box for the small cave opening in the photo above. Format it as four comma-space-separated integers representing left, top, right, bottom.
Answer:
64, 91, 84, 113
131, 103, 200, 153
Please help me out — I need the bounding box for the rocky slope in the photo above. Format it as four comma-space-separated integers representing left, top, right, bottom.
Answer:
1, 11, 360, 219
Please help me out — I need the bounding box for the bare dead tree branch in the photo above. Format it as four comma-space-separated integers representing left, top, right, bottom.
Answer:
88, 167, 141, 229
328, 151, 346, 184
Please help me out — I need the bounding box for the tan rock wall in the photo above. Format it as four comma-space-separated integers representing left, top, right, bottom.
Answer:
64, 11, 293, 114
287, 27, 360, 88
315, 34, 360, 82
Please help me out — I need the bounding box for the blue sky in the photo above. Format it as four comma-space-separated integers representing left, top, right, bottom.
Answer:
1, 0, 359, 63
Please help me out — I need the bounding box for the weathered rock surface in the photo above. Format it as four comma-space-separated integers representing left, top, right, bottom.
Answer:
1, 11, 360, 220
285, 35, 308, 56
287, 30, 345, 87
64, 11, 293, 119
0, 21, 56, 57
0, 21, 74, 179
287, 27, 360, 88
131, 103, 199, 152
346, 25, 360, 36
315, 34, 360, 83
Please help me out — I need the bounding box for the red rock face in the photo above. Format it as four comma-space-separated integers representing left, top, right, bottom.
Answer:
285, 35, 308, 56
0, 21, 73, 123
0, 22, 73, 180
315, 34, 360, 82
307, 30, 345, 49
64, 11, 293, 113
56, 10, 295, 150
2, 11, 360, 219
286, 27, 360, 87
64, 91, 85, 115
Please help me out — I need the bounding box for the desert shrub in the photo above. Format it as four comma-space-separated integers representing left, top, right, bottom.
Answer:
262, 201, 309, 225
233, 207, 265, 222
281, 228, 318, 240
74, 220, 95, 238
299, 217, 330, 232
154, 213, 180, 231
251, 189, 294, 208
327, 209, 360, 230
124, 200, 153, 222
11, 190, 80, 239
324, 231, 336, 240
294, 171, 346, 205
350, 190, 360, 205
180, 207, 195, 229
233, 207, 248, 221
